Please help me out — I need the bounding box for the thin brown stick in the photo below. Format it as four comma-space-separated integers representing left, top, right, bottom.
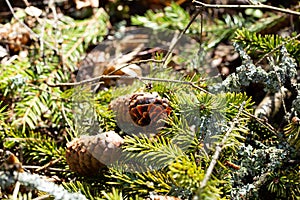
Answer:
162, 8, 202, 68
12, 181, 21, 199
22, 165, 69, 172
47, 75, 210, 93
229, 103, 277, 134
32, 195, 52, 200
193, 0, 300, 16
22, 0, 30, 6
35, 158, 62, 172
61, 102, 76, 134
46, 58, 162, 86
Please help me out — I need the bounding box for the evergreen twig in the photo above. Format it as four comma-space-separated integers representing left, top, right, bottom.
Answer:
64, 9, 106, 61
241, 109, 277, 134
255, 33, 300, 65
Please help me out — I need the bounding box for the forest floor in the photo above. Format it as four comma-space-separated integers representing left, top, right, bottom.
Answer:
0, 0, 300, 199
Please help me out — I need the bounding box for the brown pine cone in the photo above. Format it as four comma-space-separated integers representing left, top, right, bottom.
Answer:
0, 22, 31, 54
109, 92, 171, 136
66, 131, 124, 176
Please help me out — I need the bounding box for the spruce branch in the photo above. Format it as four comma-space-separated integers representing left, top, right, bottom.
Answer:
234, 29, 300, 65
64, 8, 107, 62
199, 101, 246, 190
193, 0, 300, 16
109, 168, 172, 195
284, 118, 300, 150
255, 33, 300, 65
122, 135, 186, 170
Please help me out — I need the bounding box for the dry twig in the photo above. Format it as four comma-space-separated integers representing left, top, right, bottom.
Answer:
193, 0, 300, 16
162, 8, 202, 68
47, 74, 210, 94
35, 158, 62, 172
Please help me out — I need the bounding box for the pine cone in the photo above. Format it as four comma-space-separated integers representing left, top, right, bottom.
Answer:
66, 131, 124, 176
109, 92, 171, 136
0, 22, 31, 54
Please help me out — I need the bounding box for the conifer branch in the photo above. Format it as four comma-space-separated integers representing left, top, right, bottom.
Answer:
64, 9, 106, 61
199, 101, 246, 189
193, 0, 300, 16
255, 33, 300, 65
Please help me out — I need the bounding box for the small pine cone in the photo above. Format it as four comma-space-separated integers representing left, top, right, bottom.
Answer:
66, 131, 123, 176
109, 92, 171, 136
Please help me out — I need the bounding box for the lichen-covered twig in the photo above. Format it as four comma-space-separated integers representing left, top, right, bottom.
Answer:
199, 101, 246, 189
0, 171, 87, 200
